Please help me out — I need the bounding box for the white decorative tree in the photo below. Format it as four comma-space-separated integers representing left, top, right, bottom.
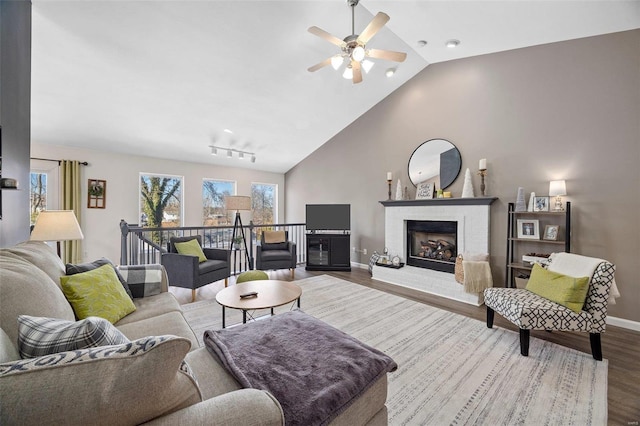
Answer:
396, 179, 403, 200
515, 187, 527, 212
461, 168, 475, 198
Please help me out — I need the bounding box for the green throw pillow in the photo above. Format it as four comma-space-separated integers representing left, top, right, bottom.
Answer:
525, 264, 590, 313
60, 264, 136, 324
174, 239, 207, 263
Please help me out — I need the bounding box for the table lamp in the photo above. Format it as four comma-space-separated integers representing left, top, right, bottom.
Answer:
30, 210, 84, 257
549, 180, 567, 212
224, 195, 253, 268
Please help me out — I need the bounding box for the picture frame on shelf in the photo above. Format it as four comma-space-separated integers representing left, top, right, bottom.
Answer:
543, 225, 560, 241
415, 181, 435, 200
517, 219, 539, 239
533, 196, 549, 212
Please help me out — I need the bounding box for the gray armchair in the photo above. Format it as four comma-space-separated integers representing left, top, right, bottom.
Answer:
161, 235, 231, 302
256, 230, 297, 279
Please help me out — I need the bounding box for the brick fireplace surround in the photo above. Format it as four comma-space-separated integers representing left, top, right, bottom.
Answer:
374, 198, 497, 306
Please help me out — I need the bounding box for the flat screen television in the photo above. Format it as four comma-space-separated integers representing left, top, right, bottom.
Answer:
305, 204, 351, 231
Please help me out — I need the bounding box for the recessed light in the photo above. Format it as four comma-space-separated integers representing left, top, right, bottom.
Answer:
445, 39, 460, 48
417, 40, 427, 47
223, 129, 233, 134
385, 68, 396, 78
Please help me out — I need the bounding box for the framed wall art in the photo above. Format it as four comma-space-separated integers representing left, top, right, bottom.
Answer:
415, 181, 435, 200
517, 219, 539, 239
88, 179, 106, 209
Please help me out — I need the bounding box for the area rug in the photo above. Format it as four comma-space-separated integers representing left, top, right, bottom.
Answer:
182, 275, 608, 425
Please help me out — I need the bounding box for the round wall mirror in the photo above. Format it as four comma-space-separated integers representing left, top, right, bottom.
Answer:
407, 139, 462, 189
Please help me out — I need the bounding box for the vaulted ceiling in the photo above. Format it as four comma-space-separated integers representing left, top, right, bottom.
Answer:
31, 1, 640, 173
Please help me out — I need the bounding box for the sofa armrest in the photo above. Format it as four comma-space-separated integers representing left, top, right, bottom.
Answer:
118, 263, 169, 297
142, 389, 284, 426
161, 253, 199, 288
202, 247, 231, 263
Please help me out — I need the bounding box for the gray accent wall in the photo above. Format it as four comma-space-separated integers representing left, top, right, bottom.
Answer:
286, 30, 640, 323
0, 1, 32, 247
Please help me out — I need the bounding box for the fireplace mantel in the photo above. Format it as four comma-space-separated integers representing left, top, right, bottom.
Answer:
380, 197, 497, 207
374, 197, 498, 306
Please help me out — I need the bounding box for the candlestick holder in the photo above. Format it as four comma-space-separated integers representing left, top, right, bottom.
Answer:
477, 169, 487, 196
387, 179, 392, 200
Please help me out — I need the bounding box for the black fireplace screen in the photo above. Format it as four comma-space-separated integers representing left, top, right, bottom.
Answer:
406, 220, 457, 273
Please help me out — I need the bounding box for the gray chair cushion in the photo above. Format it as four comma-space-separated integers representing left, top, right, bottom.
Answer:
260, 250, 293, 262
199, 259, 228, 274
261, 242, 289, 251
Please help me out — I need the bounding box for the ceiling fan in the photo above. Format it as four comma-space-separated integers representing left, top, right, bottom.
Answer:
307, 0, 407, 84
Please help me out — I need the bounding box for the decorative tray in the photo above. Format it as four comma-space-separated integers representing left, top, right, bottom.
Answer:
375, 262, 405, 269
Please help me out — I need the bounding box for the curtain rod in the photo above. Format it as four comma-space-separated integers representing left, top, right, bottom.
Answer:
31, 157, 89, 166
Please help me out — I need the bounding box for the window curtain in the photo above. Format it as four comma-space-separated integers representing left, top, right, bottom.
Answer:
60, 160, 83, 264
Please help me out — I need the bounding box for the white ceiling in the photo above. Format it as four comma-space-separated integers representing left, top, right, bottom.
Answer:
31, 1, 640, 173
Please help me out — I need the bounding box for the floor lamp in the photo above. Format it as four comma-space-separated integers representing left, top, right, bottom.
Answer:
225, 195, 253, 270
30, 210, 84, 259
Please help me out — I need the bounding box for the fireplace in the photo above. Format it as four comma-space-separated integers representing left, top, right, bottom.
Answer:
407, 220, 457, 273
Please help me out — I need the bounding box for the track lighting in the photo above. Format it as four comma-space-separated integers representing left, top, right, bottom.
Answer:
209, 146, 256, 164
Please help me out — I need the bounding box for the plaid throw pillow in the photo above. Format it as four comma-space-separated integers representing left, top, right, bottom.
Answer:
118, 264, 164, 298
17, 315, 130, 359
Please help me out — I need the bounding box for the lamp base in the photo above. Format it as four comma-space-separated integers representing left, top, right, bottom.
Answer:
553, 196, 565, 211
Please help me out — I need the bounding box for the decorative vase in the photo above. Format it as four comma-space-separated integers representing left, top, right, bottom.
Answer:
515, 187, 527, 212
527, 192, 536, 212
396, 179, 403, 200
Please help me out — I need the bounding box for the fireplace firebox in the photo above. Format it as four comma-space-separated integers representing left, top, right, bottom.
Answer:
406, 220, 457, 273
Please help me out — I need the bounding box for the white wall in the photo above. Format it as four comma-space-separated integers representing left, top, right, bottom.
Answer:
31, 143, 285, 264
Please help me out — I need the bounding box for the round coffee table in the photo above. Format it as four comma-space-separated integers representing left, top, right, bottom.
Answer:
215, 280, 302, 328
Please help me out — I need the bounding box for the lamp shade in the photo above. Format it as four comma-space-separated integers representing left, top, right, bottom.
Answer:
30, 210, 84, 242
225, 196, 251, 211
549, 180, 567, 197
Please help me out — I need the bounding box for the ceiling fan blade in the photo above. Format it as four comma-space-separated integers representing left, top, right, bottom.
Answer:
367, 48, 407, 63
307, 57, 333, 72
308, 26, 345, 47
352, 60, 363, 84
357, 12, 390, 45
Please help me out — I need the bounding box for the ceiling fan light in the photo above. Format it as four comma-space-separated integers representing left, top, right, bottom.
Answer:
251, 155, 256, 163
352, 46, 365, 62
362, 60, 374, 73
446, 39, 460, 48
331, 55, 344, 70
385, 68, 396, 77
227, 150, 233, 158
239, 152, 245, 160
343, 66, 353, 80
211, 147, 217, 156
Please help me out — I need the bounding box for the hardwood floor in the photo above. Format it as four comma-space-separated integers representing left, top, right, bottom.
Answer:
170, 266, 640, 425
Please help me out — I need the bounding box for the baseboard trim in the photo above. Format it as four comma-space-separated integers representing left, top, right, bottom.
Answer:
350, 261, 368, 270
607, 316, 640, 332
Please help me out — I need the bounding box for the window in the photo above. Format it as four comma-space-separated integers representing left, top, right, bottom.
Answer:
29, 172, 47, 225
251, 183, 277, 225
202, 179, 236, 226
139, 174, 182, 228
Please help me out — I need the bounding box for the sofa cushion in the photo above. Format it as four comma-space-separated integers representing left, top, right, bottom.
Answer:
175, 238, 207, 263
0, 335, 202, 425
260, 250, 292, 262
116, 292, 182, 326
60, 264, 137, 323
199, 259, 228, 274
0, 328, 20, 363
0, 254, 75, 351
116, 311, 200, 351
526, 263, 590, 313
17, 315, 130, 359
66, 257, 133, 299
2, 241, 66, 286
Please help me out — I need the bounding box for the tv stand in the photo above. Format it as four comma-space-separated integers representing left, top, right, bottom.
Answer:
306, 233, 351, 271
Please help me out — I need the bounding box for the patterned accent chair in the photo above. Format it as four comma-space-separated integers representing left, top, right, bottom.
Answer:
161, 235, 231, 302
256, 230, 297, 279
484, 253, 615, 360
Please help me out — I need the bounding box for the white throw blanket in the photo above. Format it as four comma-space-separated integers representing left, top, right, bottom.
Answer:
547, 252, 620, 304
462, 260, 493, 293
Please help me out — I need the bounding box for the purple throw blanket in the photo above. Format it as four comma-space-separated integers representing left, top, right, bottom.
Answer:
204, 310, 397, 426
